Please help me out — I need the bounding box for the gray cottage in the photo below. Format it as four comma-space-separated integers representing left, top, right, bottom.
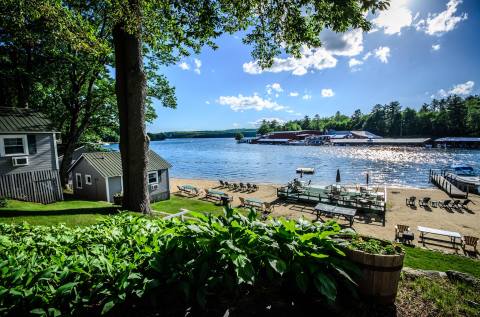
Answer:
69, 150, 171, 203
0, 107, 63, 203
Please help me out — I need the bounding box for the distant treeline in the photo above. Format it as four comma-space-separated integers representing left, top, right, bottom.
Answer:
258, 95, 480, 137
148, 129, 257, 140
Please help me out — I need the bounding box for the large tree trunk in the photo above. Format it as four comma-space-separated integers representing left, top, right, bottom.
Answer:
112, 7, 150, 214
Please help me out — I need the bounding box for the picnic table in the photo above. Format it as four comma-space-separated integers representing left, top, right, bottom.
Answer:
178, 184, 200, 196
245, 197, 264, 208
417, 226, 461, 248
314, 203, 357, 227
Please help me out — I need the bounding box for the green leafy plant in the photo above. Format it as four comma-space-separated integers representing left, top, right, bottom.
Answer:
0, 198, 7, 208
0, 210, 358, 315
348, 236, 403, 255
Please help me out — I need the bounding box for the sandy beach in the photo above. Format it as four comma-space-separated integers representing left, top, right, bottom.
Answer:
170, 177, 480, 251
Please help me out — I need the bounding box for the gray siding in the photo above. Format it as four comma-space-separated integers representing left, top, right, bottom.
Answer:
149, 169, 170, 202
71, 159, 107, 201
108, 176, 123, 203
0, 133, 57, 175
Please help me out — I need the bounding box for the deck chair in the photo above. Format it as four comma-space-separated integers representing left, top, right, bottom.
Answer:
405, 196, 416, 207
239, 183, 247, 191
262, 202, 274, 214
231, 183, 239, 191
239, 197, 246, 208
451, 200, 461, 209
219, 180, 225, 188
440, 200, 452, 208
460, 199, 472, 210
252, 184, 259, 191
246, 183, 253, 192
224, 181, 231, 189
419, 197, 431, 207
395, 224, 412, 244
461, 236, 478, 253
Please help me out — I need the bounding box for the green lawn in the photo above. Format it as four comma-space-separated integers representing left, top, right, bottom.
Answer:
151, 195, 225, 216
0, 199, 116, 226
404, 246, 480, 278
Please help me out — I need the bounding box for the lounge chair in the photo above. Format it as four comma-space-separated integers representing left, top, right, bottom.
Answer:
231, 183, 239, 191
451, 200, 461, 209
219, 180, 225, 188
224, 181, 231, 189
405, 196, 416, 207
239, 183, 247, 191
262, 202, 274, 214
239, 197, 246, 208
461, 236, 478, 253
246, 183, 253, 192
419, 197, 431, 208
460, 199, 472, 210
252, 184, 259, 191
440, 199, 452, 208
395, 224, 413, 244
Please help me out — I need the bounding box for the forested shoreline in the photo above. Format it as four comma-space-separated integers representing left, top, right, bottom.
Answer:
258, 95, 480, 138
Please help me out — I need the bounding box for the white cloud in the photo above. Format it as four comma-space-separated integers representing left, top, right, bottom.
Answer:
372, 0, 413, 35
179, 62, 190, 70
193, 58, 202, 74
250, 118, 286, 127
266, 83, 283, 95
205, 101, 210, 105
437, 80, 475, 97
217, 94, 286, 112
243, 29, 364, 76
289, 92, 299, 97
374, 46, 391, 63
302, 94, 312, 100
321, 89, 335, 98
432, 44, 441, 51
415, 0, 467, 36
363, 52, 372, 61
348, 58, 363, 68
233, 123, 240, 127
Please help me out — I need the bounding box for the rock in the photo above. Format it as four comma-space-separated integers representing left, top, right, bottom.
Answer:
446, 270, 480, 288
402, 267, 447, 279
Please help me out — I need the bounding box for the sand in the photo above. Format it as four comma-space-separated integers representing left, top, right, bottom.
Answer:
170, 177, 480, 252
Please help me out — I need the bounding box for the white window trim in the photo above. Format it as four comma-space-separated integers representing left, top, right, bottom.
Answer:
76, 173, 83, 189
85, 174, 92, 185
148, 171, 158, 185
0, 135, 29, 157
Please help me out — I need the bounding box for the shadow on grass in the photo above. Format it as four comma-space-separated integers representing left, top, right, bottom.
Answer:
0, 206, 121, 217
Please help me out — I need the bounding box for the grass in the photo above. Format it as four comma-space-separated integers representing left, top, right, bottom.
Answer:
151, 195, 226, 216
403, 246, 480, 278
0, 199, 116, 226
397, 277, 480, 316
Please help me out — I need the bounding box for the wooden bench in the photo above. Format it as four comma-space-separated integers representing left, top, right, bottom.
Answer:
314, 203, 357, 227
417, 226, 461, 248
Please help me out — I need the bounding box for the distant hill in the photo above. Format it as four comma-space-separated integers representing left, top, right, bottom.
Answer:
148, 129, 257, 140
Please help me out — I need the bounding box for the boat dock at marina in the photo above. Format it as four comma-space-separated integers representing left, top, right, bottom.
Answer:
429, 170, 468, 198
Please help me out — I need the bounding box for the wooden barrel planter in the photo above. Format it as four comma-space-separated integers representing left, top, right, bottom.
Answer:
344, 246, 404, 305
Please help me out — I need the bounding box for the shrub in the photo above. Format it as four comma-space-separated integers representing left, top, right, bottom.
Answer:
0, 210, 358, 315
0, 198, 7, 208
347, 236, 403, 255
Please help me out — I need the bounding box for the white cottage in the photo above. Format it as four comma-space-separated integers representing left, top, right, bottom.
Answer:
68, 150, 171, 203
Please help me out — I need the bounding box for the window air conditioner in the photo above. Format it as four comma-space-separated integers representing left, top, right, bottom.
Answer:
12, 156, 29, 166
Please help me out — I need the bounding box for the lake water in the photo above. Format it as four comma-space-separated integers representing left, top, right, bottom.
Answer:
108, 138, 480, 188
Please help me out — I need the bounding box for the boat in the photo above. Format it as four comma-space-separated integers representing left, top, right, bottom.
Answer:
445, 165, 480, 194
296, 167, 315, 174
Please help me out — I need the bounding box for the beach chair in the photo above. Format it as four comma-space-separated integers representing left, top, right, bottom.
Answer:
219, 180, 225, 188
246, 183, 253, 192
395, 224, 413, 244
461, 236, 478, 253
239, 197, 246, 208
252, 184, 259, 191
262, 202, 274, 214
440, 199, 452, 208
451, 200, 461, 209
405, 196, 416, 207
239, 183, 247, 191
231, 183, 239, 191
224, 181, 231, 189
419, 197, 431, 208
460, 199, 472, 210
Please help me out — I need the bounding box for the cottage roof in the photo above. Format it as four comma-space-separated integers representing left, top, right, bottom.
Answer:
70, 150, 171, 178
0, 107, 53, 133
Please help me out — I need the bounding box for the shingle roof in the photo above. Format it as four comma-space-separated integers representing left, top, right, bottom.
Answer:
0, 107, 53, 133
71, 150, 171, 177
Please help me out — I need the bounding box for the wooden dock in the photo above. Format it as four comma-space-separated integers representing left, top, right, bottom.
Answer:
429, 170, 467, 198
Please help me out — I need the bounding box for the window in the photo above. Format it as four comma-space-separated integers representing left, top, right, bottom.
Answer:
76, 173, 83, 189
27, 135, 37, 154
85, 174, 92, 185
148, 171, 158, 184
1, 135, 28, 156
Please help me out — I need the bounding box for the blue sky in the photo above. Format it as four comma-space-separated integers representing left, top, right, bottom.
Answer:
148, 0, 480, 132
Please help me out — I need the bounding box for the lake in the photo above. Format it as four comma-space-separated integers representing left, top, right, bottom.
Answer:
108, 138, 480, 188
